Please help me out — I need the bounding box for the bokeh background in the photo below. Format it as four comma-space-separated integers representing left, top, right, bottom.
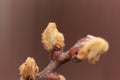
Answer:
0, 0, 119, 80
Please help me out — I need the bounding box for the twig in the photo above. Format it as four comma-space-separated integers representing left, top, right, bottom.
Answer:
19, 23, 109, 80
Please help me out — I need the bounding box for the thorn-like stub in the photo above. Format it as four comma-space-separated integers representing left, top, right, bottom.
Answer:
77, 35, 109, 63
42, 22, 65, 51
19, 57, 39, 80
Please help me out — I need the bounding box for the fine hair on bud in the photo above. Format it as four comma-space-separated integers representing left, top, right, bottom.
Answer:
77, 35, 109, 63
42, 22, 65, 51
19, 57, 39, 79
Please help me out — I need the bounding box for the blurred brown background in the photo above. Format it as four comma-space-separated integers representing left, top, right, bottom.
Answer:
0, 0, 119, 80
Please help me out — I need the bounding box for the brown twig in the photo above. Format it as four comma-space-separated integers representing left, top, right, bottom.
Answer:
35, 38, 87, 80
19, 23, 109, 80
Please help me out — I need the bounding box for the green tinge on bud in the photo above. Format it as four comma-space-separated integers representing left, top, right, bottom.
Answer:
77, 35, 109, 64
42, 22, 65, 51
19, 57, 39, 79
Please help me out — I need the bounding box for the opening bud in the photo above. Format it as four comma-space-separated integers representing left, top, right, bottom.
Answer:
42, 23, 65, 51
77, 35, 109, 63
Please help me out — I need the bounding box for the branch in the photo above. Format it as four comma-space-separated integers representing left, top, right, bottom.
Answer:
19, 23, 109, 80
35, 37, 90, 80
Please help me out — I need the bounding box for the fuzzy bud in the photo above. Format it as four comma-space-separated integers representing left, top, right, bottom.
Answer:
58, 75, 66, 80
42, 23, 65, 51
77, 35, 109, 63
19, 57, 39, 79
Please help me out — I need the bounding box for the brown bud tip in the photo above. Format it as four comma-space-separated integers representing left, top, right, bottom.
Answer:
19, 57, 39, 79
69, 47, 78, 58
42, 22, 65, 51
77, 35, 109, 63
47, 73, 60, 80
51, 51, 61, 60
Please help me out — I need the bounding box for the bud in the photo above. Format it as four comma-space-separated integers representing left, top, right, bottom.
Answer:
58, 75, 66, 80
77, 35, 109, 63
47, 73, 66, 80
47, 73, 60, 80
42, 23, 65, 51
19, 57, 39, 79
